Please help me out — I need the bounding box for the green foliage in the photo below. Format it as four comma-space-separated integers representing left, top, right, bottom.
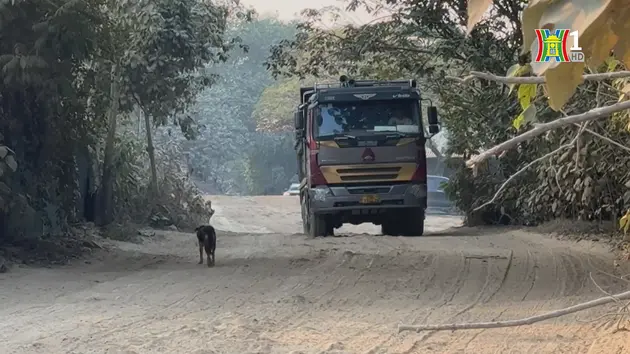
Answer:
117, 0, 250, 126
0, 0, 253, 244
244, 133, 296, 194
266, 0, 524, 79
105, 120, 214, 230
0, 142, 18, 240
0, 0, 303, 251
178, 16, 299, 195
252, 77, 299, 132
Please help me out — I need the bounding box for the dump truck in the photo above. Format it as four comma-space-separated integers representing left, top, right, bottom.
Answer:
293, 76, 440, 237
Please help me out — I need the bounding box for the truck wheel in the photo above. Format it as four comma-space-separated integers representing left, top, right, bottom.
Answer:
401, 208, 425, 236
300, 196, 309, 234
325, 221, 335, 236
381, 221, 401, 236
308, 212, 328, 238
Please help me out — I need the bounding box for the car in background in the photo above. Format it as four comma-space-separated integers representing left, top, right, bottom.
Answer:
283, 183, 300, 196
427, 175, 453, 210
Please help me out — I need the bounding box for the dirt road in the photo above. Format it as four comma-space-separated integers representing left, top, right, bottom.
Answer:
1, 196, 629, 354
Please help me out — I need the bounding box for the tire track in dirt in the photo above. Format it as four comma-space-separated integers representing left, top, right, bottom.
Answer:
2, 196, 630, 354
458, 248, 534, 352
463, 241, 624, 354
383, 250, 477, 352
403, 251, 511, 352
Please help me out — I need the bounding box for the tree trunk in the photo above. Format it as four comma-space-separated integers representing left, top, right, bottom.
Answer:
143, 110, 159, 197
96, 64, 121, 226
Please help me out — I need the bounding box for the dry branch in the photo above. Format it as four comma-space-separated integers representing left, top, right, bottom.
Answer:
450, 71, 630, 85
471, 127, 583, 211
398, 290, 630, 333
577, 124, 630, 153
465, 100, 630, 168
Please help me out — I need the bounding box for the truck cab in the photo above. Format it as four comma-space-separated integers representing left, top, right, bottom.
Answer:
294, 76, 440, 237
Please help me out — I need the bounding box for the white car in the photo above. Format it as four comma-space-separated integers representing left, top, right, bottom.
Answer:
283, 183, 300, 196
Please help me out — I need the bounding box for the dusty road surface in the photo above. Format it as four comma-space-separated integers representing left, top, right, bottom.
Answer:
1, 196, 630, 354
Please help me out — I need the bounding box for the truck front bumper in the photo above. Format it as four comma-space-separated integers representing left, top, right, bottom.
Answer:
308, 183, 427, 214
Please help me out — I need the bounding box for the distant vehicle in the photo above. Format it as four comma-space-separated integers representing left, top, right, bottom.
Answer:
427, 175, 452, 209
283, 183, 300, 196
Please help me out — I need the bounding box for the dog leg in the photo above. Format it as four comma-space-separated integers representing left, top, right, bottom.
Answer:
207, 252, 212, 267
198, 241, 203, 264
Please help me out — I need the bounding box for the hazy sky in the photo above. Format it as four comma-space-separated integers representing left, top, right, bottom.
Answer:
239, 0, 376, 25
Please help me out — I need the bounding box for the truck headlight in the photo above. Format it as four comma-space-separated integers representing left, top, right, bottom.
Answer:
312, 186, 333, 201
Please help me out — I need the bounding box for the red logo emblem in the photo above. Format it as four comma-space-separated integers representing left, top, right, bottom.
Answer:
362, 148, 375, 162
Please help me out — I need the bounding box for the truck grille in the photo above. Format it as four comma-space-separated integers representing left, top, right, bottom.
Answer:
336, 166, 401, 182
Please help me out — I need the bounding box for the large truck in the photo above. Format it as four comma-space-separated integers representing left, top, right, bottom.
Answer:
293, 76, 440, 237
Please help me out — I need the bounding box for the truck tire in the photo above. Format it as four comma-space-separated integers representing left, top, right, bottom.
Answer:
300, 196, 309, 234
381, 221, 401, 236
308, 211, 328, 238
401, 208, 425, 236
326, 222, 335, 236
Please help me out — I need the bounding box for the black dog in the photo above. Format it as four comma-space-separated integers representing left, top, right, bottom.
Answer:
195, 225, 216, 267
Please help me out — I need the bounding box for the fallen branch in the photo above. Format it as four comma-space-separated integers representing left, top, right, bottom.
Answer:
465, 100, 630, 168
398, 289, 630, 333
449, 71, 630, 85
590, 272, 619, 303
472, 126, 583, 211
588, 272, 629, 332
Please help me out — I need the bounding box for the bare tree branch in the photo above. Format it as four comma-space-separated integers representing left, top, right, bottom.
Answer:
590, 272, 621, 304
467, 73, 630, 210
471, 126, 583, 211
449, 71, 630, 85
588, 272, 629, 332
397, 289, 630, 333
577, 124, 630, 153
465, 100, 630, 168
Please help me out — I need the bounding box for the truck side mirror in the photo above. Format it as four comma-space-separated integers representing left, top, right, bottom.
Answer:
427, 106, 440, 134
294, 111, 303, 130
427, 106, 439, 125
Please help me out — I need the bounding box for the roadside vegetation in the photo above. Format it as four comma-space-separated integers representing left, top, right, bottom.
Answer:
0, 1, 300, 265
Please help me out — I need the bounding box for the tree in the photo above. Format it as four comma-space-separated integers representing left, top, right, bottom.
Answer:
0, 0, 112, 239
93, 0, 252, 225
459, 0, 630, 226
181, 16, 299, 195
0, 0, 251, 243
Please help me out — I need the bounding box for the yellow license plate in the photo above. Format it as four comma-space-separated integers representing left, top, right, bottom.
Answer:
360, 194, 380, 204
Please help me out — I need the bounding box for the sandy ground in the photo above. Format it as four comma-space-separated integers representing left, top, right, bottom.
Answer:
1, 196, 630, 354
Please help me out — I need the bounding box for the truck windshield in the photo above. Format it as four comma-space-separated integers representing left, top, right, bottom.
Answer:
314, 100, 419, 138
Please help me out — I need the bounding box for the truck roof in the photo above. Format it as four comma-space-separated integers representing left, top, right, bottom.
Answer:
300, 79, 420, 105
